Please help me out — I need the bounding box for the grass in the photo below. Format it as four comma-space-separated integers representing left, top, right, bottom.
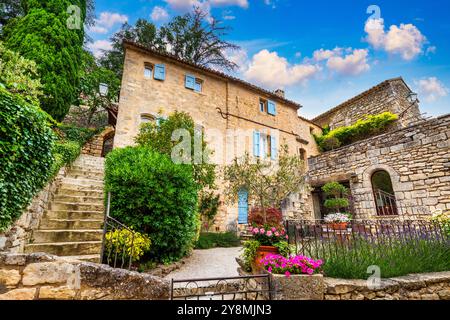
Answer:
195, 232, 241, 249
304, 235, 450, 279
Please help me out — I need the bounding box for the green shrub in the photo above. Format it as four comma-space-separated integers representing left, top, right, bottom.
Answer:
105, 146, 200, 263
0, 88, 56, 231
58, 124, 99, 146
195, 232, 241, 249
242, 240, 260, 272
315, 112, 398, 151
50, 141, 81, 176
322, 182, 350, 213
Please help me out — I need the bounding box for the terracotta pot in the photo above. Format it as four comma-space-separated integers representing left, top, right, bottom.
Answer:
252, 246, 279, 273
329, 222, 348, 230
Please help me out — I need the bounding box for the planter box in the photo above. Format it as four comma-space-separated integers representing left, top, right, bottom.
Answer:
270, 273, 325, 300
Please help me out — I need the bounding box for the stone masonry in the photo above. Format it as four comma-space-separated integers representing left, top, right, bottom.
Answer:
308, 114, 450, 219
312, 78, 423, 130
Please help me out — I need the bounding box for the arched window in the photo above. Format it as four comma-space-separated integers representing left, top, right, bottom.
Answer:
371, 170, 398, 216
140, 114, 156, 124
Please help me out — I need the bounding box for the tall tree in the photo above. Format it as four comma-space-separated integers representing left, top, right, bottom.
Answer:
0, 0, 25, 31
99, 19, 161, 79
4, 0, 86, 121
159, 8, 239, 71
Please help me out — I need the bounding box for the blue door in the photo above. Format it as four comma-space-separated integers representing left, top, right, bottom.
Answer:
238, 189, 248, 224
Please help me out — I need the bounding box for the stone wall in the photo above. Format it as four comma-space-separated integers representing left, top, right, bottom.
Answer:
324, 272, 450, 300
307, 114, 450, 219
0, 252, 169, 300
312, 78, 422, 130
81, 126, 115, 158
0, 168, 68, 253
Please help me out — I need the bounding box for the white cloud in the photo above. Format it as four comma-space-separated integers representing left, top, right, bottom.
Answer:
326, 49, 370, 76
225, 48, 249, 72
223, 15, 236, 20
151, 6, 170, 22
312, 48, 344, 62
210, 0, 248, 8
88, 40, 112, 58
416, 77, 449, 102
165, 0, 248, 13
365, 18, 428, 60
89, 12, 128, 34
243, 49, 319, 89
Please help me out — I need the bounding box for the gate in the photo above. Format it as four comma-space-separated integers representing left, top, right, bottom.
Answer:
170, 274, 273, 300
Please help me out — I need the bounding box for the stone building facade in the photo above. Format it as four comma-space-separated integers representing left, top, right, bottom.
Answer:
114, 41, 322, 229
312, 78, 423, 130
114, 41, 449, 226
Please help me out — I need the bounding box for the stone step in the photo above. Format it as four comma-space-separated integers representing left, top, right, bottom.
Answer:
32, 230, 104, 243
57, 188, 104, 197
24, 241, 103, 256
72, 160, 105, 167
58, 184, 104, 194
50, 201, 104, 212
45, 210, 104, 220
40, 219, 104, 230
61, 177, 104, 187
67, 170, 104, 180
53, 195, 104, 204
69, 165, 105, 174
62, 255, 101, 263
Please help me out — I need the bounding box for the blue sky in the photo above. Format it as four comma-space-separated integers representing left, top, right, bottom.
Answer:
88, 0, 450, 119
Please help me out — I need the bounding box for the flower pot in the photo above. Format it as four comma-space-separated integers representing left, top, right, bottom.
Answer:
329, 222, 348, 230
252, 246, 279, 273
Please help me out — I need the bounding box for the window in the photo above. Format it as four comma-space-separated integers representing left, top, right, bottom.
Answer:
259, 99, 267, 113
371, 170, 398, 216
299, 148, 306, 162
258, 98, 276, 115
144, 64, 153, 79
194, 79, 203, 93
140, 114, 156, 124
253, 131, 277, 160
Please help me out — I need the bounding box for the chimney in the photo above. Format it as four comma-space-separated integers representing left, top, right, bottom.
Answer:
274, 89, 285, 98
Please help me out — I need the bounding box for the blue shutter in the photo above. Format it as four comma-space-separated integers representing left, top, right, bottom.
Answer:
268, 100, 277, 115
154, 64, 165, 80
253, 131, 260, 157
270, 136, 277, 160
185, 74, 196, 89
238, 189, 248, 224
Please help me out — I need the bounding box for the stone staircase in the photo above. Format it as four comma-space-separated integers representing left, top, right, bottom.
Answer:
24, 155, 106, 263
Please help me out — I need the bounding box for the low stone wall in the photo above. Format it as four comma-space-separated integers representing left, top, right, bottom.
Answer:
324, 272, 450, 300
0, 252, 170, 300
0, 168, 68, 253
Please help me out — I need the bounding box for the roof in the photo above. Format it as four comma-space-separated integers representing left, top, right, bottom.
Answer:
312, 77, 412, 123
123, 40, 303, 109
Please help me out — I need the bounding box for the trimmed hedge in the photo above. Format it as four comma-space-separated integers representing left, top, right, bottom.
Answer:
0, 88, 56, 231
105, 146, 200, 263
195, 232, 241, 249
315, 112, 398, 151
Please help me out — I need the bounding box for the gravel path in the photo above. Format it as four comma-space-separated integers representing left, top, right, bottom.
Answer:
165, 247, 242, 281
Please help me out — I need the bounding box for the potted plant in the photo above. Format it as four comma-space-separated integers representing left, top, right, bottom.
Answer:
324, 213, 351, 230
322, 182, 351, 229
250, 225, 289, 270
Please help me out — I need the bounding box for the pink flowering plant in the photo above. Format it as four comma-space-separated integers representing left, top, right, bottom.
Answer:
260, 254, 323, 278
249, 225, 288, 246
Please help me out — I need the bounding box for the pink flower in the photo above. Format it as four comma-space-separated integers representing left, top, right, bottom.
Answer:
307, 268, 314, 275
260, 228, 265, 233
285, 235, 289, 239
271, 227, 276, 232
266, 231, 273, 237
274, 232, 280, 237
268, 267, 273, 273
253, 228, 259, 234
285, 271, 291, 278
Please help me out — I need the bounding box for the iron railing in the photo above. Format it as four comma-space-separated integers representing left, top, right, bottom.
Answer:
100, 192, 137, 270
170, 274, 273, 300
285, 219, 449, 258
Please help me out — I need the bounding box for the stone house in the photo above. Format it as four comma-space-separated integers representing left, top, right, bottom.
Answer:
113, 41, 449, 229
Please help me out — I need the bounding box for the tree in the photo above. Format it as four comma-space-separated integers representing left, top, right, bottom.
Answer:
76, 50, 120, 126
0, 0, 25, 31
99, 19, 161, 79
135, 111, 216, 190
322, 182, 350, 214
159, 7, 239, 71
4, 1, 86, 121
0, 41, 43, 105
223, 145, 307, 224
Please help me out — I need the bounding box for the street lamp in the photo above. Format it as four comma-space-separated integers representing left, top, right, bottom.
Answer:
99, 83, 109, 97
406, 92, 418, 104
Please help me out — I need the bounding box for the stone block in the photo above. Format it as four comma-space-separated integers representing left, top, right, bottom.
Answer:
22, 262, 79, 286
0, 269, 21, 287
271, 274, 325, 300
38, 286, 77, 300
0, 288, 36, 300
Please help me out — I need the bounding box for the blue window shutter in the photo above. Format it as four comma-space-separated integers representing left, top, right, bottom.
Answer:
185, 74, 195, 89
268, 100, 277, 115
253, 131, 260, 157
270, 136, 277, 160
154, 64, 165, 80
238, 189, 248, 224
